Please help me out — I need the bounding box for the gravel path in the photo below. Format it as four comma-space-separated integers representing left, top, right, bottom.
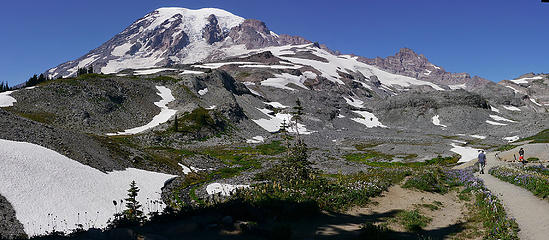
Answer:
479, 153, 549, 240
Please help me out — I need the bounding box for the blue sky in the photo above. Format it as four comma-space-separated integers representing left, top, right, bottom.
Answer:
1, 0, 548, 85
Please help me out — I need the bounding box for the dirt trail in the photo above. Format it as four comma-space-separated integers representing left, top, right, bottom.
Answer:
478, 153, 549, 240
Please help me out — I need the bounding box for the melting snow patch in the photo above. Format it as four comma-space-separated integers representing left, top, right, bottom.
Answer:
180, 70, 204, 75
134, 68, 177, 75
264, 102, 288, 108
261, 73, 309, 91
206, 183, 249, 196
530, 98, 542, 106
490, 106, 500, 113
486, 120, 507, 126
510, 76, 543, 84
252, 108, 314, 134
489, 115, 516, 123
351, 111, 387, 128
432, 115, 447, 128
505, 85, 520, 94
337, 114, 345, 119
246, 136, 265, 144
178, 163, 193, 174
193, 62, 260, 69
469, 135, 486, 140
452, 140, 468, 144
502, 105, 521, 111
448, 84, 466, 90
198, 88, 208, 95
343, 96, 364, 108
205, 105, 216, 110
0, 139, 176, 236
238, 64, 302, 69
303, 71, 318, 79
107, 86, 177, 135
503, 136, 519, 143
0, 91, 17, 107
450, 143, 481, 163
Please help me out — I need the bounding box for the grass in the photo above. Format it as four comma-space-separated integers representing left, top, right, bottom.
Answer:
403, 168, 450, 193
255, 140, 286, 155
395, 210, 432, 232
521, 128, 549, 143
346, 155, 459, 169
496, 144, 517, 152
490, 166, 549, 199
18, 111, 56, 124
344, 150, 394, 162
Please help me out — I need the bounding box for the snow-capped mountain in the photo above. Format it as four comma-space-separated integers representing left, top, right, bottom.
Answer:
47, 7, 309, 78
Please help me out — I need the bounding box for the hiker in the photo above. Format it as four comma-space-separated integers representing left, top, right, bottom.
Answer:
518, 148, 525, 165
478, 150, 486, 174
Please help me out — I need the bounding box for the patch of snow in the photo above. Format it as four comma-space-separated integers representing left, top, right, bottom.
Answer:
178, 163, 193, 174
486, 120, 507, 126
424, 69, 432, 76
246, 136, 265, 144
432, 115, 447, 128
205, 105, 216, 110
198, 88, 208, 95
252, 108, 314, 134
0, 139, 175, 236
261, 73, 309, 91
337, 114, 345, 119
510, 76, 543, 84
350, 110, 387, 128
303, 71, 317, 79
111, 43, 133, 57
134, 68, 176, 75
489, 115, 516, 123
452, 140, 468, 144
343, 96, 364, 108
502, 105, 521, 111
433, 65, 441, 70
448, 83, 466, 90
503, 136, 519, 143
490, 106, 500, 113
0, 91, 17, 107
238, 64, 302, 69
24, 86, 37, 90
180, 70, 204, 75
264, 102, 288, 108
469, 135, 486, 140
530, 98, 542, 106
206, 183, 249, 196
505, 85, 521, 94
270, 31, 279, 38
450, 143, 482, 163
193, 62, 260, 69
107, 86, 177, 135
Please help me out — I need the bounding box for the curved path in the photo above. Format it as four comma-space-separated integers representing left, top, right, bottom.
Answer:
478, 153, 549, 240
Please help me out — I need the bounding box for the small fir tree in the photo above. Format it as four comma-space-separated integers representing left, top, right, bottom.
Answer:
123, 180, 144, 223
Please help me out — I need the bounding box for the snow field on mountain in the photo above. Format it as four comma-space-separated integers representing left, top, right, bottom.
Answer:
530, 98, 542, 106
264, 101, 288, 108
107, 86, 176, 135
448, 83, 466, 90
343, 96, 364, 108
193, 62, 261, 69
486, 120, 508, 126
246, 136, 265, 144
489, 115, 516, 123
238, 64, 302, 69
431, 115, 447, 128
198, 88, 208, 95
252, 108, 313, 134
134, 68, 177, 75
260, 73, 309, 91
449, 143, 481, 163
351, 111, 387, 128
510, 76, 543, 84
490, 106, 500, 113
503, 136, 520, 142
206, 183, 249, 196
0, 90, 17, 107
0, 139, 176, 236
470, 135, 486, 139
502, 105, 521, 111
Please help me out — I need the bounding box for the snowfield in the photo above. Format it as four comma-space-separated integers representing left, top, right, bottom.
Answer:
246, 136, 265, 144
486, 120, 507, 126
198, 88, 208, 95
260, 73, 309, 91
431, 115, 447, 128
0, 139, 176, 236
351, 111, 387, 128
206, 183, 249, 196
503, 136, 520, 142
489, 115, 516, 123
502, 105, 521, 111
510, 76, 543, 84
450, 143, 481, 163
107, 86, 177, 135
252, 108, 314, 134
133, 68, 177, 75
0, 90, 17, 107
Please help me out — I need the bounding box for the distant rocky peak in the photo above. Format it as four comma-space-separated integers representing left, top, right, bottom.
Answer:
203, 14, 225, 44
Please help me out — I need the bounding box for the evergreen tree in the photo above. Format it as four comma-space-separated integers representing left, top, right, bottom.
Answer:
174, 115, 179, 132
87, 65, 93, 74
123, 181, 144, 223
26, 74, 38, 87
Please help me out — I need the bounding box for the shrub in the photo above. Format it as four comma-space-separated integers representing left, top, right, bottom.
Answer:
396, 210, 431, 232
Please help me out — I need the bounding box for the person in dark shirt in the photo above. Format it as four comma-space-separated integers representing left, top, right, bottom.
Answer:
518, 148, 525, 165
478, 150, 486, 174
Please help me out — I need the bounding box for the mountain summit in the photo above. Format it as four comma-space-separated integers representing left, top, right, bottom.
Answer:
47, 7, 309, 78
